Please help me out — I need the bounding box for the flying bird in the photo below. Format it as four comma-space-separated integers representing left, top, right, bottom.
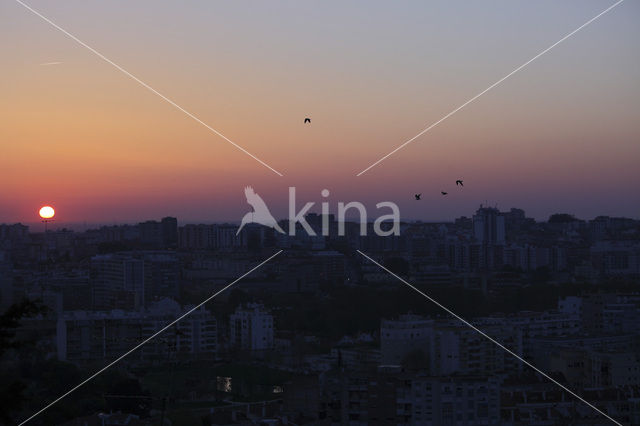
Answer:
237, 186, 285, 235
304, 118, 311, 124
456, 180, 463, 186
415, 194, 421, 200
441, 191, 448, 195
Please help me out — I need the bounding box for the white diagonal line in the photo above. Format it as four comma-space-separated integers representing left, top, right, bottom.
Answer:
356, 0, 625, 176
18, 250, 283, 425
357, 250, 622, 426
14, 0, 284, 177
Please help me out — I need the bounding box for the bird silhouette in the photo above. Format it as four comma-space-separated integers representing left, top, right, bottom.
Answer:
237, 186, 286, 235
304, 118, 311, 124
456, 180, 463, 186
415, 194, 421, 200
441, 191, 448, 195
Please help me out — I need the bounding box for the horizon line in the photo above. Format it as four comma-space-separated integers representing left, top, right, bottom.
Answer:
4, 212, 639, 232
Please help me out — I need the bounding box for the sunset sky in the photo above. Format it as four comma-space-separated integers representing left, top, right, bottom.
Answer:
1, 0, 639, 225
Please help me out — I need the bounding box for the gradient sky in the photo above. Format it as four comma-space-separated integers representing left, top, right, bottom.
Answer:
1, 0, 639, 225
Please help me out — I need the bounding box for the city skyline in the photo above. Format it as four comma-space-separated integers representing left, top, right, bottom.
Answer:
10, 205, 640, 235
3, 2, 640, 425
2, 0, 639, 224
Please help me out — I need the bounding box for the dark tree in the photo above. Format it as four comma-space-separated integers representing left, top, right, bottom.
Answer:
548, 213, 578, 223
0, 299, 47, 424
384, 257, 409, 276
106, 378, 150, 416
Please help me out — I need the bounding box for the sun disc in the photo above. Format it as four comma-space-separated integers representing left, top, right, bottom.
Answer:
39, 205, 55, 219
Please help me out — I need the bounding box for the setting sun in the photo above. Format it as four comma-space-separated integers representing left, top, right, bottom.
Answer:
38, 205, 55, 219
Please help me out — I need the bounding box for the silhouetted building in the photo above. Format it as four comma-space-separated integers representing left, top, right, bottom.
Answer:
56, 299, 216, 362
230, 303, 274, 351
90, 251, 179, 310
473, 206, 505, 246
381, 314, 433, 365
138, 216, 177, 247
91, 253, 144, 310
142, 252, 180, 304
138, 220, 162, 246
161, 216, 178, 247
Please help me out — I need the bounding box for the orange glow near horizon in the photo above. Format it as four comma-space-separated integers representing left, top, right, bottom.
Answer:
38, 206, 55, 219
1, 1, 639, 223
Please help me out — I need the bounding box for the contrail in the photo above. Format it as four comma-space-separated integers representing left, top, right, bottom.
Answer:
16, 0, 284, 177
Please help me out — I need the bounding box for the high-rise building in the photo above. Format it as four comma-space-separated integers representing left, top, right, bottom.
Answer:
142, 252, 180, 304
138, 217, 178, 247
90, 253, 144, 310
90, 251, 179, 310
138, 220, 163, 246
472, 206, 506, 270
472, 206, 505, 246
229, 303, 274, 351
161, 216, 178, 247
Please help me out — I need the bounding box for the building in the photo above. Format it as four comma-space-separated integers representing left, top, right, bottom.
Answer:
472, 206, 505, 246
380, 314, 433, 365
90, 251, 179, 310
90, 253, 144, 310
160, 216, 178, 247
578, 293, 640, 334
142, 252, 180, 304
179, 224, 216, 250
530, 334, 639, 371
138, 217, 178, 247
406, 375, 501, 425
588, 351, 640, 387
558, 296, 582, 316
591, 241, 640, 276
501, 311, 581, 358
229, 303, 274, 351
56, 299, 216, 362
430, 322, 522, 376
322, 367, 501, 425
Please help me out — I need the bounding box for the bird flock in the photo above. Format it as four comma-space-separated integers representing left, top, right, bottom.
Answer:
416, 180, 463, 200
303, 116, 465, 201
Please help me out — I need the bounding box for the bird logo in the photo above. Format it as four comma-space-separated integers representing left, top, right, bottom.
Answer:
237, 186, 286, 235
